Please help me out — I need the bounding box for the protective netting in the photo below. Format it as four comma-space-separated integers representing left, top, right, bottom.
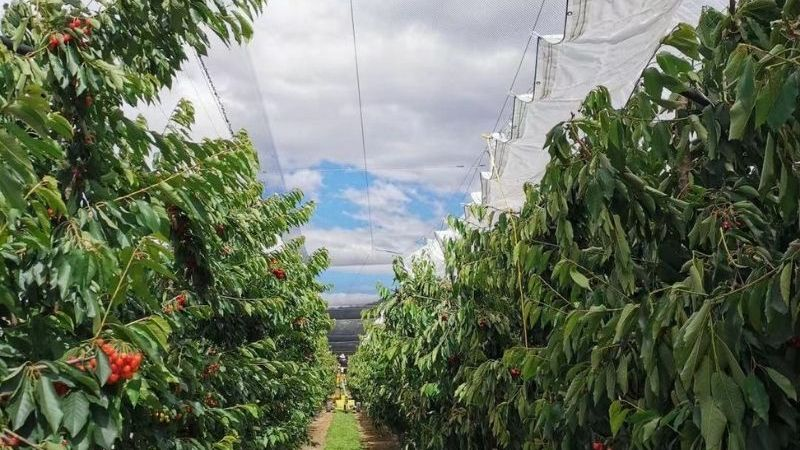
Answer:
409, 0, 730, 272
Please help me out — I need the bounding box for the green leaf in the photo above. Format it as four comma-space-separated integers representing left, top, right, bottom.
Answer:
91, 407, 119, 448
724, 45, 748, 84
48, 51, 65, 82
764, 367, 797, 400
711, 372, 744, 423
780, 263, 792, 305
700, 397, 727, 450
614, 304, 638, 343
65, 46, 80, 75
729, 56, 757, 140
657, 52, 693, 76
758, 134, 777, 192
0, 167, 26, 210
96, 351, 111, 387
62, 392, 90, 437
663, 23, 700, 59
743, 375, 769, 422
35, 377, 64, 432
48, 113, 74, 139
8, 378, 35, 429
779, 161, 799, 221
609, 400, 629, 437
11, 21, 26, 50
125, 378, 143, 407
767, 72, 799, 129
569, 269, 590, 289
683, 301, 710, 345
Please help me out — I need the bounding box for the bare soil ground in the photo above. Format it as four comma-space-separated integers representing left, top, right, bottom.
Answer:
356, 413, 400, 450
302, 411, 334, 450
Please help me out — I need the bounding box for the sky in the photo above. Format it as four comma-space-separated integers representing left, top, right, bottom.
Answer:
135, 0, 568, 307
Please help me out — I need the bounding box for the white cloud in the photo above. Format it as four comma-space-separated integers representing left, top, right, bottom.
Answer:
284, 169, 324, 200
304, 180, 437, 267
131, 1, 568, 288
341, 180, 410, 214
200, 0, 566, 191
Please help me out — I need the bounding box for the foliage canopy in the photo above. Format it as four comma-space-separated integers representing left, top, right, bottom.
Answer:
0, 0, 334, 448
350, 2, 800, 449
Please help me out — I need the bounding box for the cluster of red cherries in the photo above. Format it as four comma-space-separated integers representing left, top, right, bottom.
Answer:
271, 267, 286, 280
80, 340, 144, 385
204, 393, 219, 407
48, 17, 92, 50
270, 259, 286, 280
163, 293, 188, 314
202, 362, 221, 379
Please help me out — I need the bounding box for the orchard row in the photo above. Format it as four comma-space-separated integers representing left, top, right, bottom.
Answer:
350, 2, 800, 449
0, 0, 333, 448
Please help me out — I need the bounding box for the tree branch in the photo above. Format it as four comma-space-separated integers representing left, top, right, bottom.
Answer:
679, 89, 713, 107
0, 36, 33, 55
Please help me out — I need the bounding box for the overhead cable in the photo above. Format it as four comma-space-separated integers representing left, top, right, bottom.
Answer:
491, 0, 548, 133
194, 51, 235, 138
348, 0, 376, 250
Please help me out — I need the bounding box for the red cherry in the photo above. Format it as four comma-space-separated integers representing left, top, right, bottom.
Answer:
69, 18, 82, 29
107, 373, 120, 385
509, 368, 521, 379
48, 34, 61, 50
54, 382, 70, 396
62, 34, 73, 44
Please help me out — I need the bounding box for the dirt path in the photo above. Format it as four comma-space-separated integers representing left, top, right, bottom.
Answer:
302, 411, 334, 449
356, 413, 400, 450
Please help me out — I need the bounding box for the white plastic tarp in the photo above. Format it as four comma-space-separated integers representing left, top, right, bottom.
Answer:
484, 0, 728, 211
409, 0, 728, 266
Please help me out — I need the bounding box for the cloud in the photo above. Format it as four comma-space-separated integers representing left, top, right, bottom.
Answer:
341, 180, 410, 215
202, 0, 566, 192
285, 169, 324, 200
134, 1, 568, 294
304, 177, 442, 267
